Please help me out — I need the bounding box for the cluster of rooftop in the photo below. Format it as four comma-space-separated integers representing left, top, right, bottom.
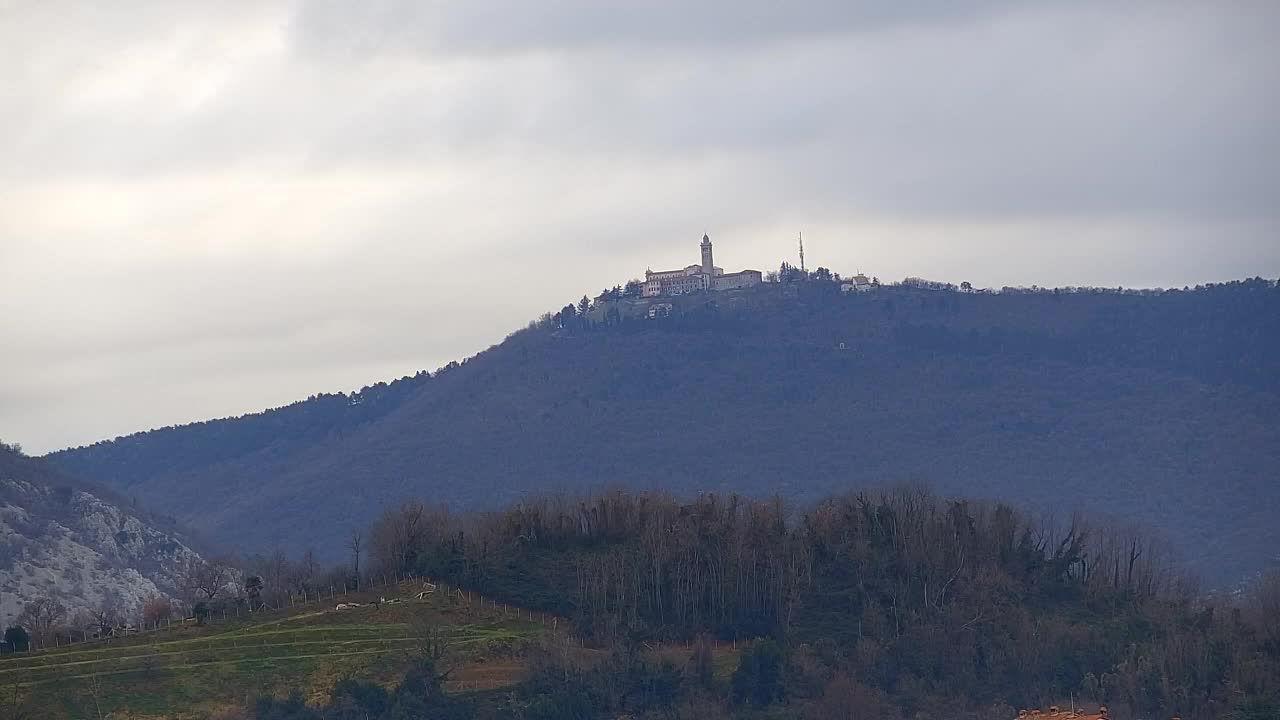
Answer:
1015, 707, 1109, 720
1013, 706, 1184, 720
641, 234, 762, 297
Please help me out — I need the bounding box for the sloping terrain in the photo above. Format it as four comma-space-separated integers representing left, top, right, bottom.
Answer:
0, 446, 201, 623
47, 279, 1280, 585
0, 578, 550, 719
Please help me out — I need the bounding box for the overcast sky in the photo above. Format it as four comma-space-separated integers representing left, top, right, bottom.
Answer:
1, 1, 1278, 454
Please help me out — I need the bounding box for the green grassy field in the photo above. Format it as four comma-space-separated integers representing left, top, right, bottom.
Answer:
0, 584, 547, 719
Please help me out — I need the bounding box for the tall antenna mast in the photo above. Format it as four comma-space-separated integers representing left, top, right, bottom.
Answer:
798, 232, 806, 274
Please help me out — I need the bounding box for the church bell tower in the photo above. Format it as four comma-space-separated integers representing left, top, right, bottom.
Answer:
700, 233, 714, 277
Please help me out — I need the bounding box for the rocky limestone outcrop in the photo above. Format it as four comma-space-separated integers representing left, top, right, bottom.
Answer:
0, 476, 202, 626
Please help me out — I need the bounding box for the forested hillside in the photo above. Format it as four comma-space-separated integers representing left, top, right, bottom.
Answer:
48, 278, 1280, 585
329, 487, 1279, 720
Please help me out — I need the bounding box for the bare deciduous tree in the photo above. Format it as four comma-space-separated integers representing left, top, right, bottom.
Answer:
17, 597, 66, 646
372, 501, 441, 575
89, 599, 120, 638
180, 556, 235, 603
85, 673, 105, 720
142, 595, 174, 627
348, 530, 364, 589
2, 682, 33, 720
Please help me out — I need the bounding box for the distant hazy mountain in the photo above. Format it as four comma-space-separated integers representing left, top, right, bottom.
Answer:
0, 445, 201, 624
47, 278, 1280, 585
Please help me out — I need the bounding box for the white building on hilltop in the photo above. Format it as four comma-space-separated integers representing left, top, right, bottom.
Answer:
841, 273, 875, 293
642, 234, 762, 297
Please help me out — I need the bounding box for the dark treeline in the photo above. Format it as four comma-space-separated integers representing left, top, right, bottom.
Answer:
548, 276, 1280, 394
236, 487, 1280, 720
50, 370, 434, 488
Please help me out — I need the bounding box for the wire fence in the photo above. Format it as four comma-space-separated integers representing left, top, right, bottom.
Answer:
442, 678, 513, 693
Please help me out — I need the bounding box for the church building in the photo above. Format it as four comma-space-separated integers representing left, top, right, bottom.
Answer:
642, 234, 762, 297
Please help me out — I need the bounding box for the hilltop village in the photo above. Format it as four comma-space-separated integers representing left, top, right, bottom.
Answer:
582, 233, 875, 324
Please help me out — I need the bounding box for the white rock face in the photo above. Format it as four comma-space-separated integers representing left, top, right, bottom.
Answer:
0, 477, 202, 626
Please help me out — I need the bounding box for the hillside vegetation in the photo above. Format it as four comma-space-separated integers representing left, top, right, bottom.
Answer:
342, 487, 1280, 720
5, 487, 1277, 720
47, 278, 1280, 584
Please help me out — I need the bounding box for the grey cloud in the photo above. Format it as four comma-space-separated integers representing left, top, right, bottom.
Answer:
7, 2, 1275, 222
1, 0, 1278, 453
289, 0, 1015, 58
